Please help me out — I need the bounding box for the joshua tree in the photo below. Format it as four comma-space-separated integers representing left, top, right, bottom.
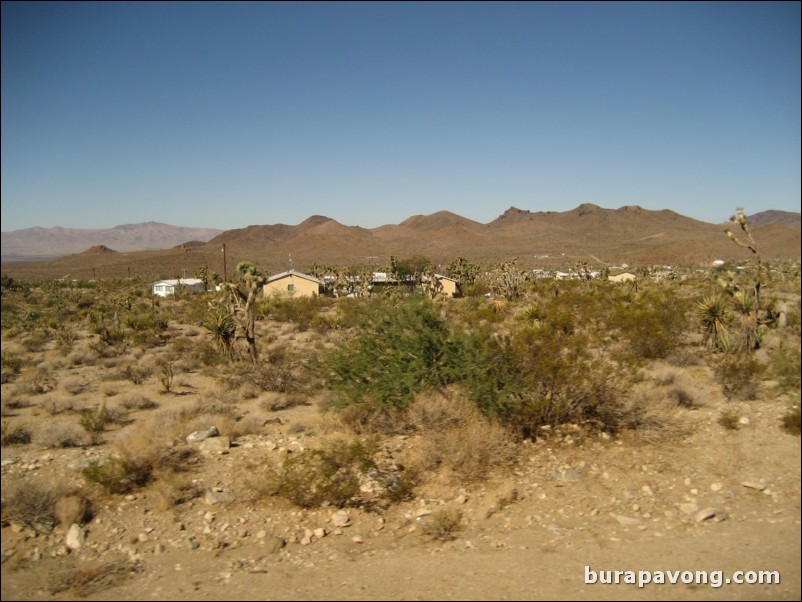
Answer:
226, 261, 266, 363
196, 264, 210, 291
724, 208, 764, 327
488, 259, 527, 301
446, 256, 480, 286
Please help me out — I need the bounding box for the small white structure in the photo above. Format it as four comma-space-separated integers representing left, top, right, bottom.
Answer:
152, 278, 206, 297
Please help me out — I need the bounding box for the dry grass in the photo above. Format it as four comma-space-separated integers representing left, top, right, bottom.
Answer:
82, 420, 200, 495
616, 384, 691, 443
36, 420, 88, 448
1, 478, 59, 529
403, 388, 516, 483
1, 420, 32, 445
49, 559, 141, 596
418, 508, 463, 541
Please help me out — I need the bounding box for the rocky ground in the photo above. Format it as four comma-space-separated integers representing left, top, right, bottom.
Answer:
2, 294, 801, 601
2, 378, 800, 601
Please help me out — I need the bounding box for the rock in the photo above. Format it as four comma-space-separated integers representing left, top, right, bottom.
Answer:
741, 481, 766, 491
351, 535, 365, 544
679, 503, 699, 515
331, 511, 351, 528
204, 490, 235, 505
200, 436, 230, 454
710, 482, 723, 492
558, 468, 583, 482
615, 515, 643, 527
313, 528, 327, 539
65, 524, 85, 550
265, 536, 285, 554
695, 508, 718, 522
186, 427, 220, 443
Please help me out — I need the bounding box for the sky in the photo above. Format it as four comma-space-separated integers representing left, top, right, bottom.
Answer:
1, 1, 800, 231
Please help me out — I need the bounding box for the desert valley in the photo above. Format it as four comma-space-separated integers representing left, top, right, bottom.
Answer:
1, 204, 800, 601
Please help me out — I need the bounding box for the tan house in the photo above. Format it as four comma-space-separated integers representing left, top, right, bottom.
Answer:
423, 274, 461, 298
263, 270, 322, 298
608, 270, 638, 283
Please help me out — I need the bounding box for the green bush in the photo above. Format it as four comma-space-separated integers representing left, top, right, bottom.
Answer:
610, 288, 686, 360
322, 298, 457, 413
263, 296, 333, 332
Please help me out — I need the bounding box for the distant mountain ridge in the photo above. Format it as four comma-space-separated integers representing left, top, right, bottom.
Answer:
1, 206, 798, 280
732, 210, 800, 228
0, 222, 224, 259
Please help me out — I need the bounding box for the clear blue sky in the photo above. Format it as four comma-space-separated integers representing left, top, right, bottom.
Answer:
2, 1, 800, 231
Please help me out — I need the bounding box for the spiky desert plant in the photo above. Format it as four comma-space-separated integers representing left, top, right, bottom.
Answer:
724, 208, 765, 333
201, 307, 236, 360
488, 259, 527, 301
696, 294, 729, 350
730, 289, 760, 350
226, 261, 267, 363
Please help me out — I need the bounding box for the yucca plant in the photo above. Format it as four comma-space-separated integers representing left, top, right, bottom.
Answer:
696, 294, 729, 350
201, 308, 236, 360
730, 289, 760, 350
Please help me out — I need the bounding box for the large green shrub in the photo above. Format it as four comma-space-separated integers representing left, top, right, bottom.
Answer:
321, 298, 457, 413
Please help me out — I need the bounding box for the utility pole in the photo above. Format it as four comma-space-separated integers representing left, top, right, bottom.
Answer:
222, 244, 228, 283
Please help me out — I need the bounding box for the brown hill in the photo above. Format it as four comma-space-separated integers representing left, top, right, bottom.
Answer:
737, 210, 801, 228
1, 206, 799, 281
81, 245, 117, 254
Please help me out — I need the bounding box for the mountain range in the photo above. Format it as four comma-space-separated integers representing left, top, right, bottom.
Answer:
0, 205, 799, 281
0, 222, 223, 261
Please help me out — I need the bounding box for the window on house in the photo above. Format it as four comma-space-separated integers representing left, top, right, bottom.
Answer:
287, 283, 295, 292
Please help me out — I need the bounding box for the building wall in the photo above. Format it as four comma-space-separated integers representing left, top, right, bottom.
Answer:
608, 272, 637, 283
437, 278, 459, 298
151, 282, 205, 297
264, 276, 320, 298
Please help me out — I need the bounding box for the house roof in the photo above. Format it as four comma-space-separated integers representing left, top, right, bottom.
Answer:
266, 270, 323, 285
